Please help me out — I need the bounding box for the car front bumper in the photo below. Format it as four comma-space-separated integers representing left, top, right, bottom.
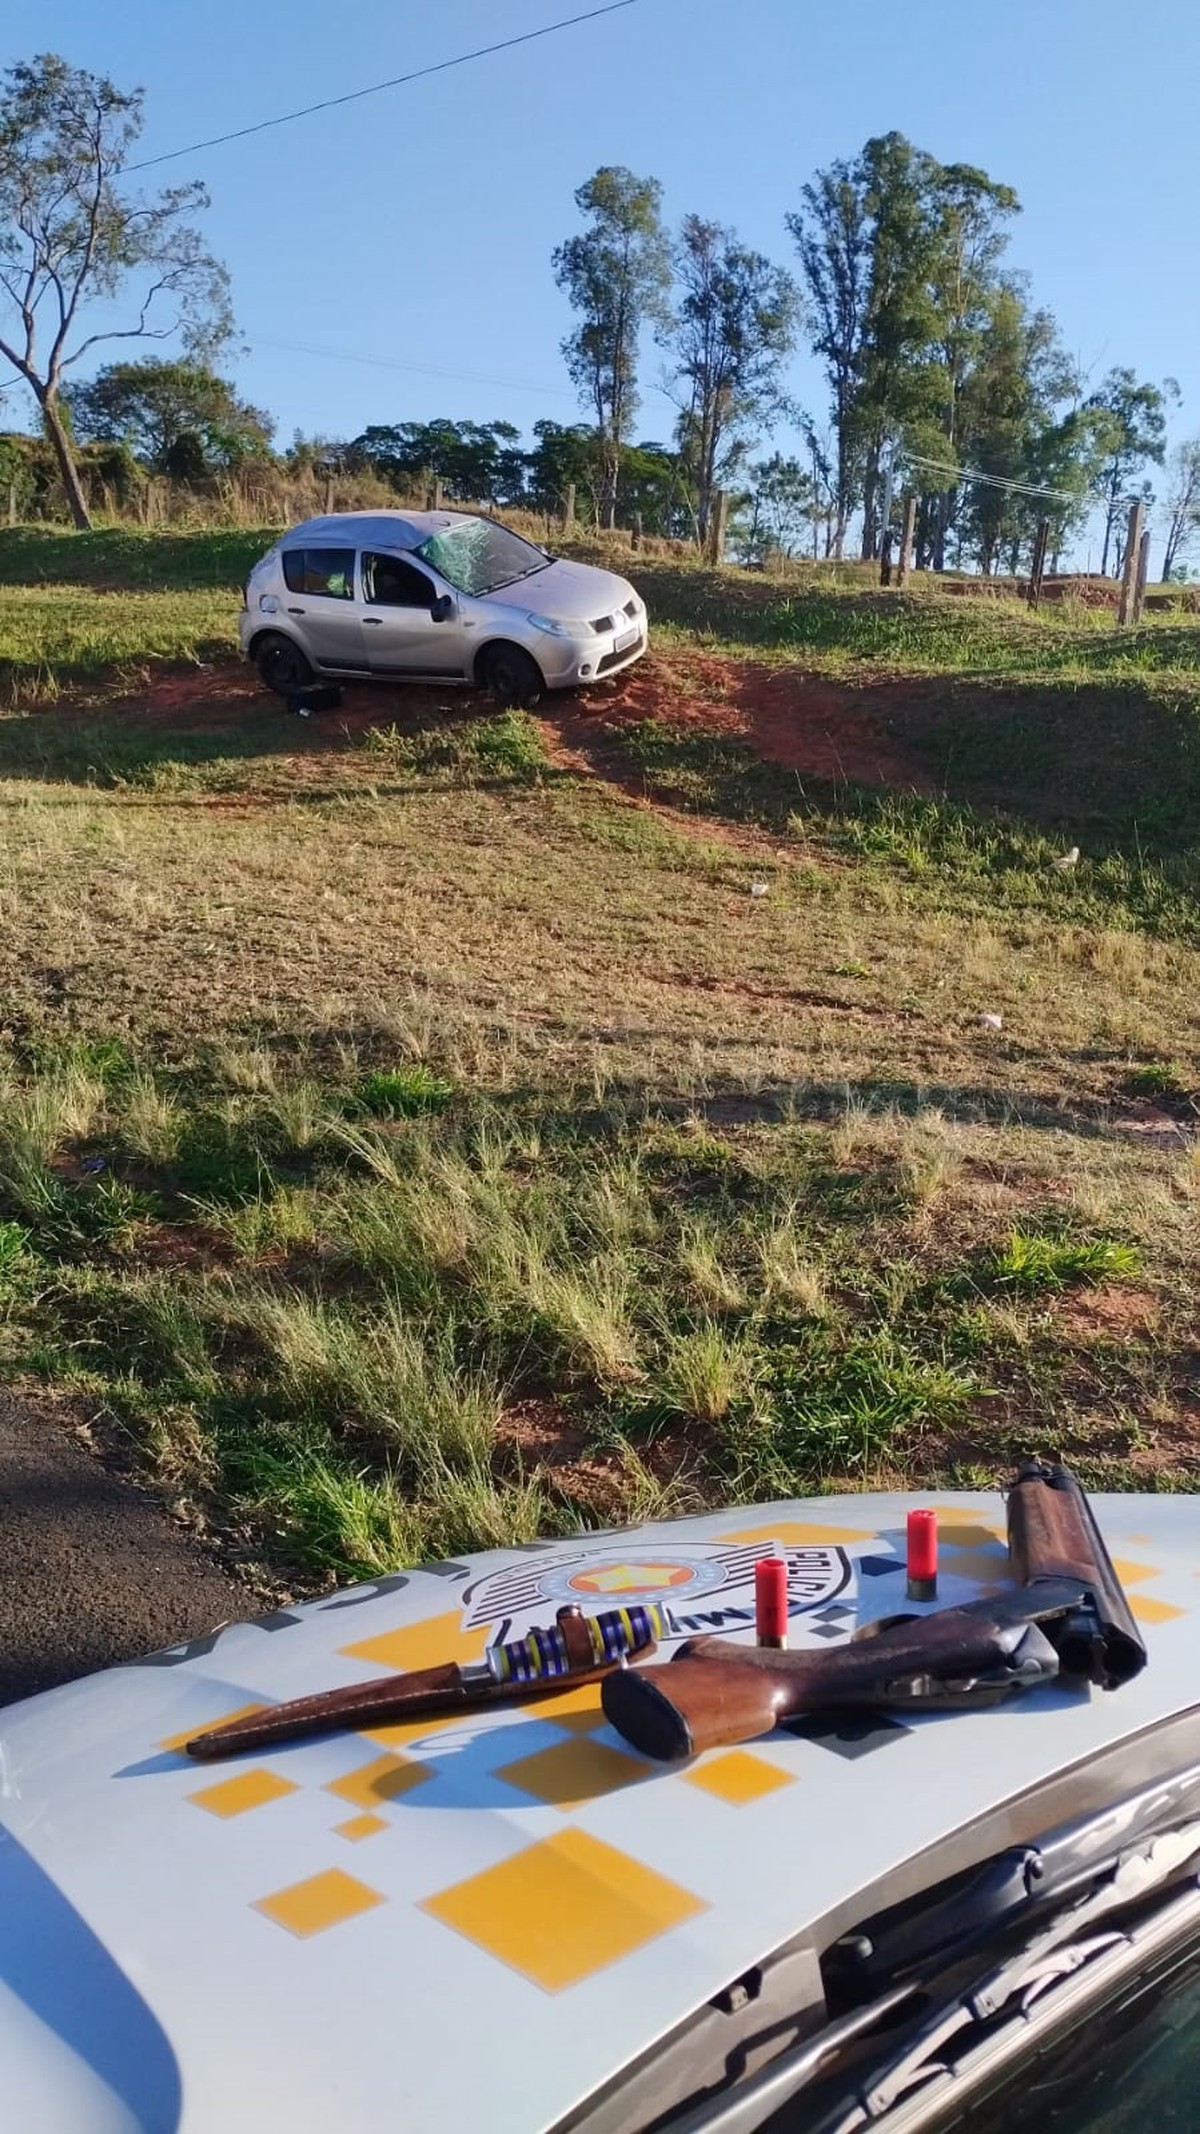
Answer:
538, 627, 648, 689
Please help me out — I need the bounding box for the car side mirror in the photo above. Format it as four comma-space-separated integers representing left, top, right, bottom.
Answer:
430, 594, 454, 622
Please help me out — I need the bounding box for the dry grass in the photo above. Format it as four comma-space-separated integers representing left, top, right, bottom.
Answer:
0, 531, 1195, 1587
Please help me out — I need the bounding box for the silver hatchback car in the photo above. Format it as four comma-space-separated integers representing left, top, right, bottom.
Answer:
239, 509, 648, 706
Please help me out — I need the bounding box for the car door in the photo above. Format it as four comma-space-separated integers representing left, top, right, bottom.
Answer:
361, 552, 465, 677
280, 546, 369, 672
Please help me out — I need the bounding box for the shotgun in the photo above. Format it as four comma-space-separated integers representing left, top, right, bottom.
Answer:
185, 1601, 664, 1760
601, 1460, 1147, 1763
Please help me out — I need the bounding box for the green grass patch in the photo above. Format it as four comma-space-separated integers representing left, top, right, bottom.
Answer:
354, 1067, 455, 1119
983, 1230, 1140, 1293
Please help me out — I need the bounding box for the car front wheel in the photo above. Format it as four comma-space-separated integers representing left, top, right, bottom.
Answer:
481, 643, 544, 709
255, 633, 315, 697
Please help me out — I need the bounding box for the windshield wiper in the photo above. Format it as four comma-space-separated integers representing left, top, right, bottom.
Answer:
818, 1821, 1200, 2131
486, 560, 551, 591
662, 1762, 1200, 2134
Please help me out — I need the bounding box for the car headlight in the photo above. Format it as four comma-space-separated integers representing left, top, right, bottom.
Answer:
526, 613, 584, 638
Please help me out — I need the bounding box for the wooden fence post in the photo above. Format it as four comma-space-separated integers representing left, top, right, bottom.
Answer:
1028, 517, 1051, 608
427, 478, 444, 511
1132, 528, 1151, 624
1117, 499, 1145, 625
7, 482, 16, 527
878, 534, 893, 587
895, 495, 917, 586
562, 483, 575, 529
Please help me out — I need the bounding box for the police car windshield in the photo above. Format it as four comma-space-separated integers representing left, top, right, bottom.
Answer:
415, 520, 549, 596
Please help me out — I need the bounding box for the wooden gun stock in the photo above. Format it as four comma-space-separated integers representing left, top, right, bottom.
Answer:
601, 1606, 1052, 1763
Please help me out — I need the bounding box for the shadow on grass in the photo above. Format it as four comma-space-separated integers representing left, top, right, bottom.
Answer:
0, 685, 555, 792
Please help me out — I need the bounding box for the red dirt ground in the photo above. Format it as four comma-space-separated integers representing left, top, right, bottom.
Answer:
123, 652, 936, 801
547, 652, 935, 794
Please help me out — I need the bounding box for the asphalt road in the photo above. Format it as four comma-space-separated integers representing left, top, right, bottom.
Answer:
0, 1391, 246, 1706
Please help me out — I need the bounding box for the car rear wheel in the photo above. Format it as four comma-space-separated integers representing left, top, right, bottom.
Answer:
481, 643, 544, 710
255, 633, 315, 697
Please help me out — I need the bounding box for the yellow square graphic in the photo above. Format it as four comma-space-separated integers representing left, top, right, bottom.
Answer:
496, 1736, 653, 1811
422, 1827, 705, 1991
188, 1767, 299, 1819
721, 1520, 872, 1546
941, 1547, 1014, 1586
1109, 1559, 1160, 1588
325, 1752, 432, 1810
340, 1609, 490, 1673
520, 1680, 607, 1727
158, 1704, 267, 1755
683, 1751, 795, 1806
549, 1704, 609, 1735
936, 1523, 1006, 1550
1130, 1594, 1186, 1625
335, 1813, 388, 1842
255, 1868, 385, 1939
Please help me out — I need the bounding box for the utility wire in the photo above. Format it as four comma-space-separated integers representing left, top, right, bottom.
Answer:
244, 329, 677, 405
906, 453, 1084, 509
246, 332, 578, 400
124, 1, 646, 173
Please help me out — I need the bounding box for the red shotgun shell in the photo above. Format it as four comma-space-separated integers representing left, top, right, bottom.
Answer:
907, 1508, 938, 1600
755, 1557, 789, 1648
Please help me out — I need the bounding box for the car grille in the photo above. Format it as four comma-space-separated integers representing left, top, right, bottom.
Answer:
597, 634, 644, 675
591, 613, 615, 633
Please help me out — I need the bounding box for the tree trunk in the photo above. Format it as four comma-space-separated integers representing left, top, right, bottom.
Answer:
1100, 504, 1114, 578
40, 390, 92, 530
601, 440, 619, 530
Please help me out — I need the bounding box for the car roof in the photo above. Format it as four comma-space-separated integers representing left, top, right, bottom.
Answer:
280, 509, 482, 553
2, 1490, 1196, 2132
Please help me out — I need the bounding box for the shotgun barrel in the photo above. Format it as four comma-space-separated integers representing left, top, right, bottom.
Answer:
1006, 1457, 1146, 1687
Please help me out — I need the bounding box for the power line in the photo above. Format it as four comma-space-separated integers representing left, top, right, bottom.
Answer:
247, 332, 578, 400
243, 329, 677, 408
907, 453, 1084, 509
124, 1, 647, 173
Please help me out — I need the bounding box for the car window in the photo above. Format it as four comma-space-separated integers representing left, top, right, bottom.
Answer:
362, 553, 436, 609
415, 518, 548, 596
943, 1946, 1200, 2132
281, 548, 355, 599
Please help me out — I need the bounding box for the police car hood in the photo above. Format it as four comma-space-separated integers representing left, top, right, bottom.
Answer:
2, 1491, 1197, 2133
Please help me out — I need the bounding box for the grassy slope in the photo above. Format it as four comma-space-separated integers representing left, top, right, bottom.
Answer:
0, 525, 1196, 1590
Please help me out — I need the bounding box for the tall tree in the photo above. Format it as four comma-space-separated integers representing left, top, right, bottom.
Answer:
852, 134, 941, 559
667, 216, 797, 541
1085, 367, 1177, 574
953, 284, 1077, 574
786, 160, 870, 556
0, 54, 232, 527
67, 358, 273, 473
553, 166, 672, 528
919, 162, 1021, 567
1159, 438, 1200, 582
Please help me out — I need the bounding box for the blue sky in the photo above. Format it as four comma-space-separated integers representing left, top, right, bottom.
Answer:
5, 0, 1197, 563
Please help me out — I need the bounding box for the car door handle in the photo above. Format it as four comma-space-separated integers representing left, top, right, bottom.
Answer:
363, 617, 383, 626
287, 606, 305, 615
